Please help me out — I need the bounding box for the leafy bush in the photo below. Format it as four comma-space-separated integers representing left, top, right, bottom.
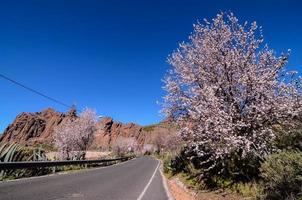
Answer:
143, 124, 157, 132
260, 151, 302, 200
229, 182, 264, 199
168, 148, 195, 175
273, 124, 302, 151
33, 143, 56, 152
167, 145, 262, 189
162, 154, 173, 174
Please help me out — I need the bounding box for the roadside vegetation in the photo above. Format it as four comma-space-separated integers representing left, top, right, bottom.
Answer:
0, 143, 51, 180
158, 12, 302, 200
0, 107, 133, 181
0, 142, 131, 181
143, 124, 158, 132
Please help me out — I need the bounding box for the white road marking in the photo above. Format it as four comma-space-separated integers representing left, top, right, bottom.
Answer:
159, 165, 175, 200
137, 161, 160, 200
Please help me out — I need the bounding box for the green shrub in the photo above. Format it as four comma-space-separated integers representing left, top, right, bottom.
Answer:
260, 151, 302, 200
0, 143, 50, 180
142, 124, 157, 132
167, 145, 261, 189
231, 182, 264, 199
273, 124, 302, 151
162, 154, 172, 174
33, 143, 56, 152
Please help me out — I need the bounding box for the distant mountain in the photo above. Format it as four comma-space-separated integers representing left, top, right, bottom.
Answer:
0, 108, 177, 150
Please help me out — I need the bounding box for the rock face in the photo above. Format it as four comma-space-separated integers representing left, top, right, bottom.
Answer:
0, 109, 177, 149
92, 117, 144, 149
0, 108, 76, 146
91, 117, 177, 150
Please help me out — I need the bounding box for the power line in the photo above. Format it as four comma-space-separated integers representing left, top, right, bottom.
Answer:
0, 73, 71, 108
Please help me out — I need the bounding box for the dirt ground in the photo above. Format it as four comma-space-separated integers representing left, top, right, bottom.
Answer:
168, 177, 197, 200
167, 177, 242, 200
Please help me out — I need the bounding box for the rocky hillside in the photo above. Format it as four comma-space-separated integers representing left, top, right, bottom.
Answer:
0, 108, 177, 149
92, 117, 176, 149
0, 108, 77, 146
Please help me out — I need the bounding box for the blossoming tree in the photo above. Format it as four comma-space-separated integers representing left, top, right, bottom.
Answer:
112, 137, 138, 156
53, 108, 97, 160
151, 132, 182, 154
163, 13, 302, 172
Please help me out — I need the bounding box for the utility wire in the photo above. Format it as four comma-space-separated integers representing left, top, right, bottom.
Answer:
0, 73, 71, 108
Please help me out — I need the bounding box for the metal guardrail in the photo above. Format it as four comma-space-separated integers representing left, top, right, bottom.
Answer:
0, 156, 134, 170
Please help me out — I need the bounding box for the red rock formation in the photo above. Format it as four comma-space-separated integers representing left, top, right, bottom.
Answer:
0, 109, 177, 149
92, 117, 145, 149
91, 117, 178, 150
0, 108, 76, 146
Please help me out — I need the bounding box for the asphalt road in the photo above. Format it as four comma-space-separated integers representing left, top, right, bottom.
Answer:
0, 156, 170, 200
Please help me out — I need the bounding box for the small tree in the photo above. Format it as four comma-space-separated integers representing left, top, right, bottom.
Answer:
151, 132, 182, 154
75, 108, 97, 153
162, 133, 183, 154
53, 108, 97, 160
53, 119, 75, 160
112, 137, 138, 156
163, 12, 302, 175
142, 144, 156, 154
151, 133, 166, 154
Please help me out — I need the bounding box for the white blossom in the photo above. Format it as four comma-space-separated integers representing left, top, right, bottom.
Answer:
53, 108, 97, 160
163, 13, 302, 170
112, 137, 138, 156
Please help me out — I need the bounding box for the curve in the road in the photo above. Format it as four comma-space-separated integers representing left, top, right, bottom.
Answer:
0, 156, 170, 200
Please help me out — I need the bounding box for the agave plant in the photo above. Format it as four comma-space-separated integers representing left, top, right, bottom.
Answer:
0, 143, 49, 180
0, 143, 26, 162
28, 146, 48, 161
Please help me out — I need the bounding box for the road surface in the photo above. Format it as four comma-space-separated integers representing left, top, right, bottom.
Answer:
0, 156, 170, 200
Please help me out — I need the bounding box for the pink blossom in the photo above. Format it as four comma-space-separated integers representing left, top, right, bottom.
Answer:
163, 12, 302, 170
53, 108, 97, 160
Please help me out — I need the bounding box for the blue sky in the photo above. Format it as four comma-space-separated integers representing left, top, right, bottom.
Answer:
1, 0, 302, 132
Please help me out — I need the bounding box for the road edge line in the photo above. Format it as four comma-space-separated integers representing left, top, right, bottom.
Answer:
137, 161, 160, 200
159, 163, 175, 200
155, 158, 175, 200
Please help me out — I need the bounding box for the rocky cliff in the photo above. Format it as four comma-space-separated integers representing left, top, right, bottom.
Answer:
0, 108, 77, 146
0, 109, 177, 149
92, 117, 176, 149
